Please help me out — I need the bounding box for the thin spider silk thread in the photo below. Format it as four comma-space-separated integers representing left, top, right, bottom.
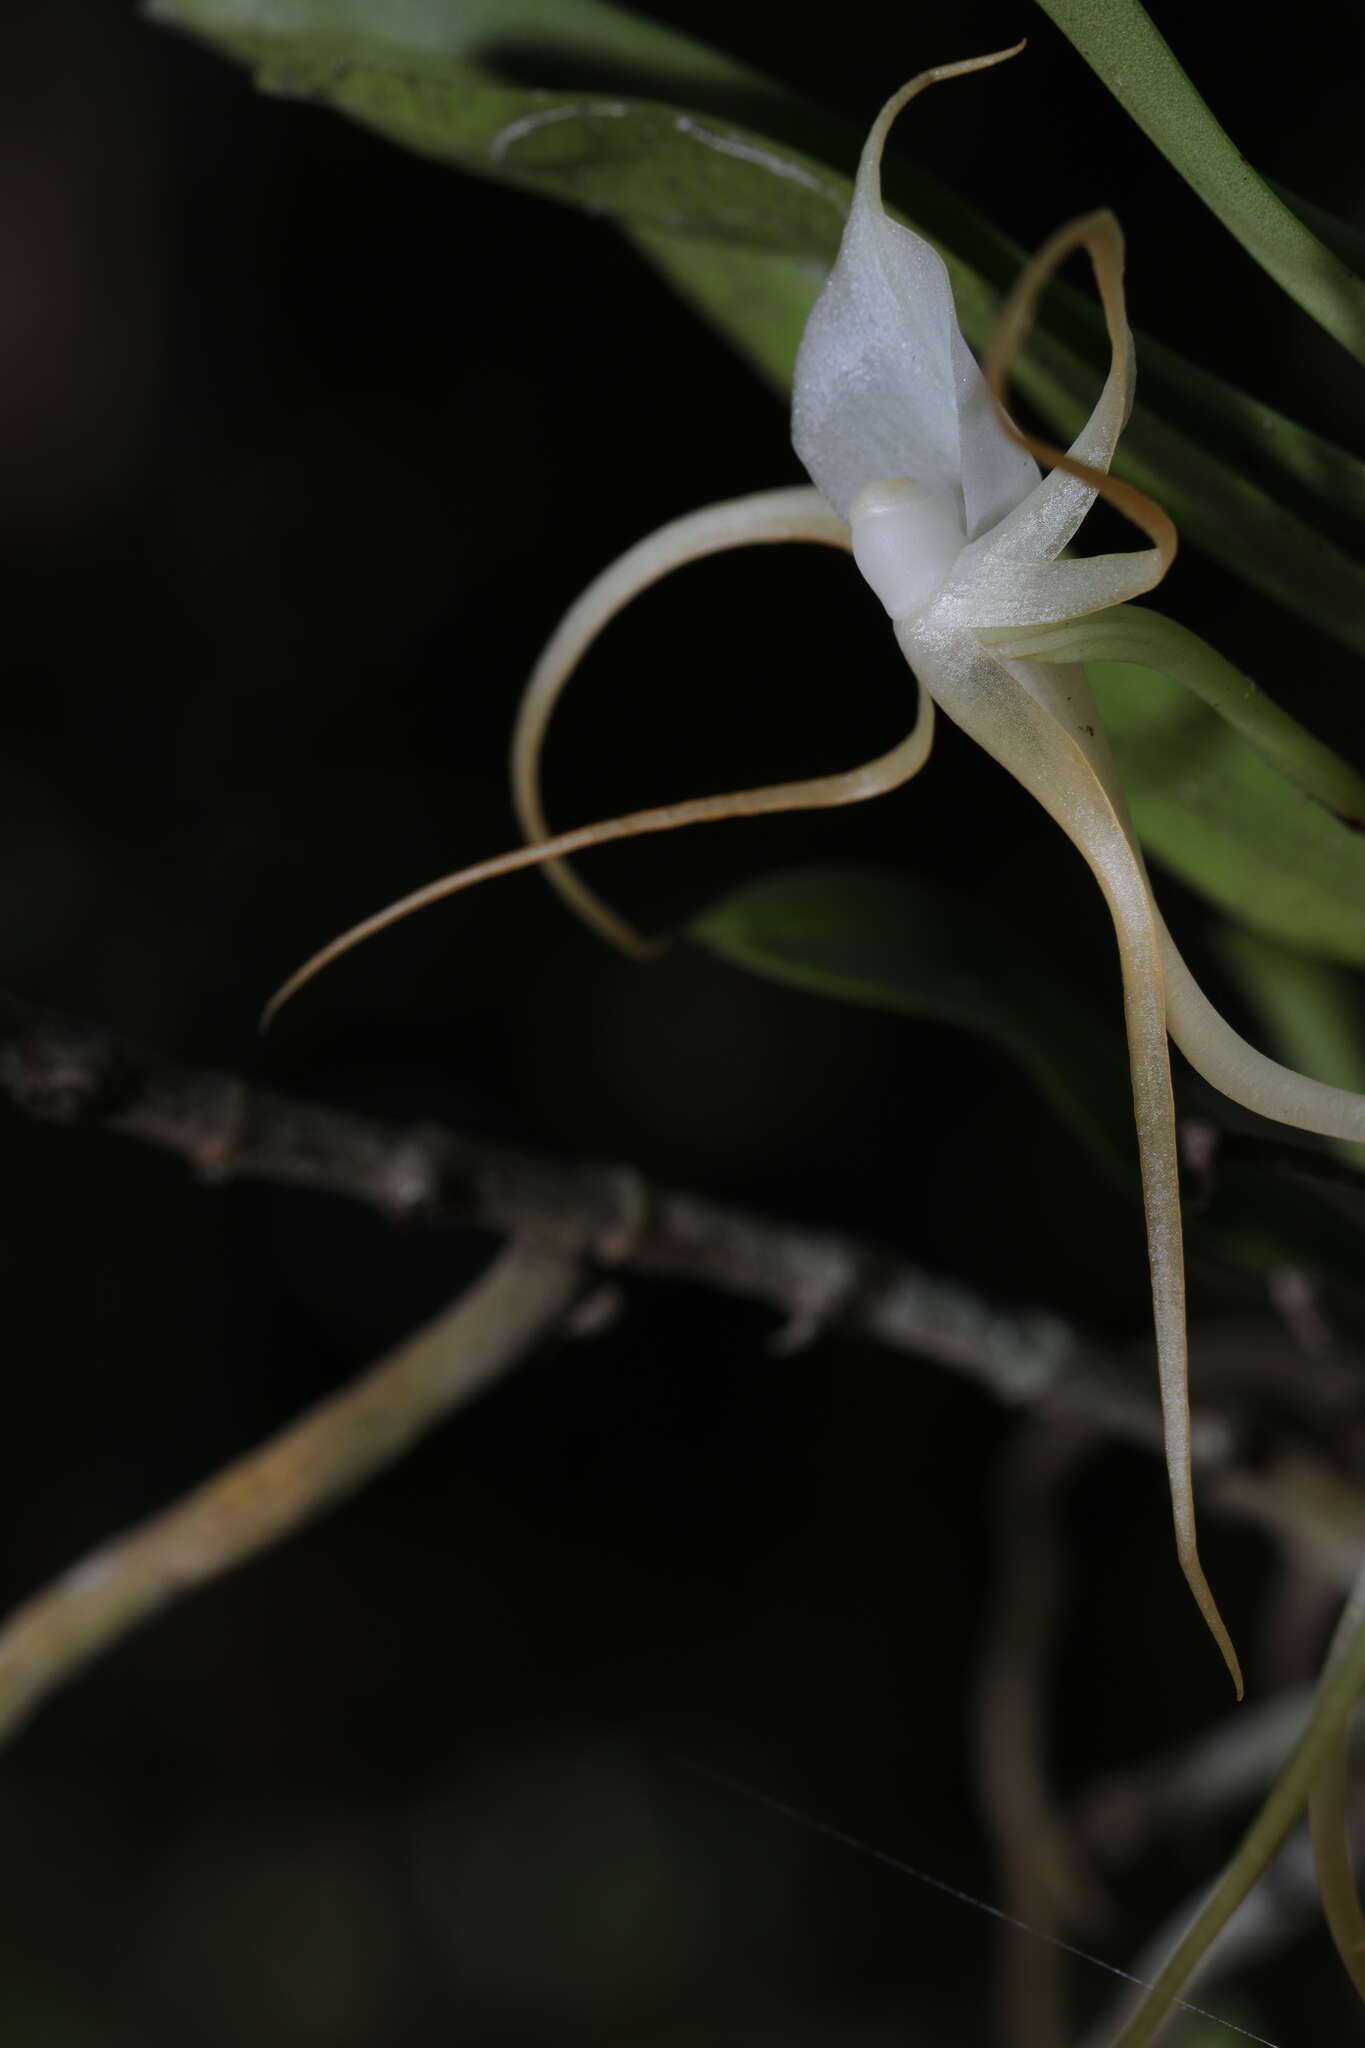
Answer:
664, 1752, 1285, 2048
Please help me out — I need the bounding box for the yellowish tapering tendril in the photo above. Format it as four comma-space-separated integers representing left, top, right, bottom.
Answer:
510, 488, 852, 957
962, 200, 1241, 1696
262, 489, 933, 1026
983, 208, 1177, 584
856, 45, 1027, 213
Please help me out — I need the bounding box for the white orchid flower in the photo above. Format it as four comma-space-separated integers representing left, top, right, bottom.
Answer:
271, 50, 1365, 1695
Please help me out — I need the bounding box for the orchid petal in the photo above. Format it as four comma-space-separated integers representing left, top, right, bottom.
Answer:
791, 172, 962, 520
938, 548, 1171, 633
510, 486, 851, 954
1158, 930, 1365, 1143
950, 319, 1043, 541
792, 53, 1037, 532
265, 488, 940, 1020
906, 633, 1242, 1694
984, 652, 1365, 1144
263, 681, 936, 1026
983, 650, 1365, 1146
971, 209, 1139, 573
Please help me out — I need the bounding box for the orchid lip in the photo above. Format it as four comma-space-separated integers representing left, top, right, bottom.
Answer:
848, 477, 967, 620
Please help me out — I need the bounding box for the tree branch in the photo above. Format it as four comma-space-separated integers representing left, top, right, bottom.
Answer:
0, 989, 1209, 1452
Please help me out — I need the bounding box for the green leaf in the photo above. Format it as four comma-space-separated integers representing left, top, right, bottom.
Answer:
1275, 182, 1365, 282
145, 0, 1365, 655
694, 864, 1137, 1184
1035, 0, 1365, 364
694, 866, 1365, 1291
1090, 661, 1365, 966
987, 606, 1365, 829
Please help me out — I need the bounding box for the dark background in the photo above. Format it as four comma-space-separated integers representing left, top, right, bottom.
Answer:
0, 1, 1362, 2041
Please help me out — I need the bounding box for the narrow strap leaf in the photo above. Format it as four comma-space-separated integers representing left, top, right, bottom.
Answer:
1035, 0, 1365, 363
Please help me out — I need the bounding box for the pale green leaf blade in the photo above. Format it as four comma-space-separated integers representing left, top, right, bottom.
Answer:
1036, 0, 1365, 362
1274, 183, 1365, 282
